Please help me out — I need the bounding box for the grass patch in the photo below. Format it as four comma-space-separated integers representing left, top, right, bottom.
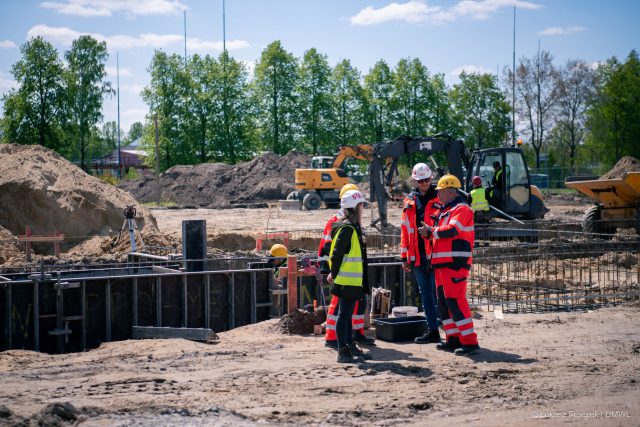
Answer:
142, 201, 178, 208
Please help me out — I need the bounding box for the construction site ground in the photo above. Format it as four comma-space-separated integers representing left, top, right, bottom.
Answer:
1, 304, 638, 425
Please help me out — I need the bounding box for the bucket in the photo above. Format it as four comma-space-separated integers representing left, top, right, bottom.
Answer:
391, 306, 418, 317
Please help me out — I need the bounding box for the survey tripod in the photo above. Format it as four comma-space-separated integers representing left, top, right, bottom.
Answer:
111, 205, 144, 253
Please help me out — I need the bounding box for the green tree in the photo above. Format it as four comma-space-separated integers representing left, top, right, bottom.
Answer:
296, 48, 333, 154
1, 37, 65, 150
65, 35, 113, 170
331, 59, 365, 147
450, 72, 510, 149
141, 51, 190, 170
585, 50, 640, 165
513, 50, 556, 167
551, 59, 596, 170
252, 41, 297, 155
429, 73, 455, 135
127, 121, 144, 144
390, 58, 433, 137
364, 60, 393, 142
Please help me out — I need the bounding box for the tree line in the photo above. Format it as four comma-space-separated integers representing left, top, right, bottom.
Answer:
2, 36, 639, 175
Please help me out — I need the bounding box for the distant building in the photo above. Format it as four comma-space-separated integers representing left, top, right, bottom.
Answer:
92, 138, 151, 176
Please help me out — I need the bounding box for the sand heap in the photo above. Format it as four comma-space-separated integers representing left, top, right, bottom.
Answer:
600, 156, 640, 179
0, 225, 22, 264
0, 144, 159, 258
119, 151, 310, 208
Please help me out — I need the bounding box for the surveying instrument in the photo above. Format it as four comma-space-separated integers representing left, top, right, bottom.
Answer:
111, 205, 144, 253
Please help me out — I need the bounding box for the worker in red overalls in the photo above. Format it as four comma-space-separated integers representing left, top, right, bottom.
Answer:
320, 184, 374, 348
419, 174, 479, 356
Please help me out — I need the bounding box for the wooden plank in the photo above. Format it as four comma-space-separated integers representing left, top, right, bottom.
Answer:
17, 236, 65, 242
287, 255, 298, 313
132, 326, 218, 341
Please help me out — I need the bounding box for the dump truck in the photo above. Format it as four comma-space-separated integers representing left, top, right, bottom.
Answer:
565, 171, 640, 237
288, 144, 372, 210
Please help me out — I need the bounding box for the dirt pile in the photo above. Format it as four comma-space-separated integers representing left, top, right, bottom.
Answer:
600, 156, 640, 179
118, 151, 310, 208
276, 308, 326, 334
0, 226, 22, 264
0, 144, 159, 259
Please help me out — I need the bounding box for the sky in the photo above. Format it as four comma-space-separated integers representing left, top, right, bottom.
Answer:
0, 0, 638, 133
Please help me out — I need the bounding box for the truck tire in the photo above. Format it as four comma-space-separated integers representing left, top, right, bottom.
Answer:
583, 205, 614, 239
527, 194, 548, 219
303, 192, 322, 210
286, 191, 298, 201
635, 210, 640, 236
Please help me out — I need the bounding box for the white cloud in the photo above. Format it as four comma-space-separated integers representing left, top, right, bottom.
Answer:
350, 1, 453, 26
0, 72, 17, 92
27, 25, 250, 52
450, 64, 493, 77
105, 66, 132, 77
351, 0, 542, 26
41, 0, 187, 17
538, 26, 586, 36
120, 84, 145, 95
121, 108, 148, 126
0, 40, 17, 49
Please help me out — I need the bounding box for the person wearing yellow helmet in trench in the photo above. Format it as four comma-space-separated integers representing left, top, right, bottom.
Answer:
321, 184, 375, 349
269, 244, 288, 315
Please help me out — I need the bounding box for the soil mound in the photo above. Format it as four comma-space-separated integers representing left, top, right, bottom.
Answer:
0, 144, 159, 257
600, 156, 640, 179
0, 226, 21, 264
119, 151, 310, 208
276, 308, 325, 335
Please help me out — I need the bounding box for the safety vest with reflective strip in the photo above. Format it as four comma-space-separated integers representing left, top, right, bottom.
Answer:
470, 188, 489, 212
317, 209, 345, 259
400, 193, 442, 266
431, 199, 475, 270
329, 225, 363, 287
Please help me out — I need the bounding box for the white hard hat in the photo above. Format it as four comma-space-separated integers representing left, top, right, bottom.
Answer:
411, 163, 433, 181
340, 190, 366, 209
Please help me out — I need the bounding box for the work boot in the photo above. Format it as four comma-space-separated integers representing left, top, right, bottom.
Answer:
353, 333, 376, 346
436, 337, 461, 352
454, 344, 480, 356
414, 328, 441, 344
324, 340, 338, 349
348, 342, 372, 360
336, 346, 357, 364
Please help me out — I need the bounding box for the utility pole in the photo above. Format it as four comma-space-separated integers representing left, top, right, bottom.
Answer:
117, 52, 121, 178
511, 4, 516, 148
154, 112, 160, 176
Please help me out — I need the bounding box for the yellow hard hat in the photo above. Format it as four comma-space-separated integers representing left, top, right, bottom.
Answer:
270, 244, 288, 257
339, 183, 359, 199
435, 174, 462, 190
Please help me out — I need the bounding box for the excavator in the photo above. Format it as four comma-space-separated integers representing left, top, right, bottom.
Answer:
288, 144, 373, 210
368, 135, 548, 233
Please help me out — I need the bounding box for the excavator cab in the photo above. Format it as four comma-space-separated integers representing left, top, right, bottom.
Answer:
468, 147, 547, 220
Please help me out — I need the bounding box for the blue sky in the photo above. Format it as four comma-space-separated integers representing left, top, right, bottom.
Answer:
1, 0, 638, 133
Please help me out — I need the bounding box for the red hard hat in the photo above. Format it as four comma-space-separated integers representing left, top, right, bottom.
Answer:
472, 176, 482, 186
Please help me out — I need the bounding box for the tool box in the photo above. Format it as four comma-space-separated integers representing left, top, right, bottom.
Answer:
372, 316, 427, 342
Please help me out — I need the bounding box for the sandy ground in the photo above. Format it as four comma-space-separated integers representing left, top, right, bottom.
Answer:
1, 304, 638, 426
150, 192, 592, 241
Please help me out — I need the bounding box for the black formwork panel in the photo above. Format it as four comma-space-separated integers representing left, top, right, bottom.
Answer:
39, 281, 59, 354
110, 278, 133, 342
298, 276, 318, 309
85, 280, 107, 350
368, 261, 405, 306
255, 270, 271, 322
61, 281, 83, 353
233, 272, 252, 328
209, 273, 230, 332
160, 275, 182, 327
136, 277, 156, 327
0, 283, 34, 350
187, 274, 205, 328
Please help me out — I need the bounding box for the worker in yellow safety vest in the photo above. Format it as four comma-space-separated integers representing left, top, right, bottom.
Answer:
327, 190, 372, 363
469, 175, 490, 223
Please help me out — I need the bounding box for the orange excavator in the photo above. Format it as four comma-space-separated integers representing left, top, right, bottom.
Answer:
287, 144, 373, 210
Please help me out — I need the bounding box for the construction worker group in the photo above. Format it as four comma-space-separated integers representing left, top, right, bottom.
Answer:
272, 164, 480, 363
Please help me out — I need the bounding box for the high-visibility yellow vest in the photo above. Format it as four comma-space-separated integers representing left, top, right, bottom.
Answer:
470, 188, 489, 212
328, 225, 363, 287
